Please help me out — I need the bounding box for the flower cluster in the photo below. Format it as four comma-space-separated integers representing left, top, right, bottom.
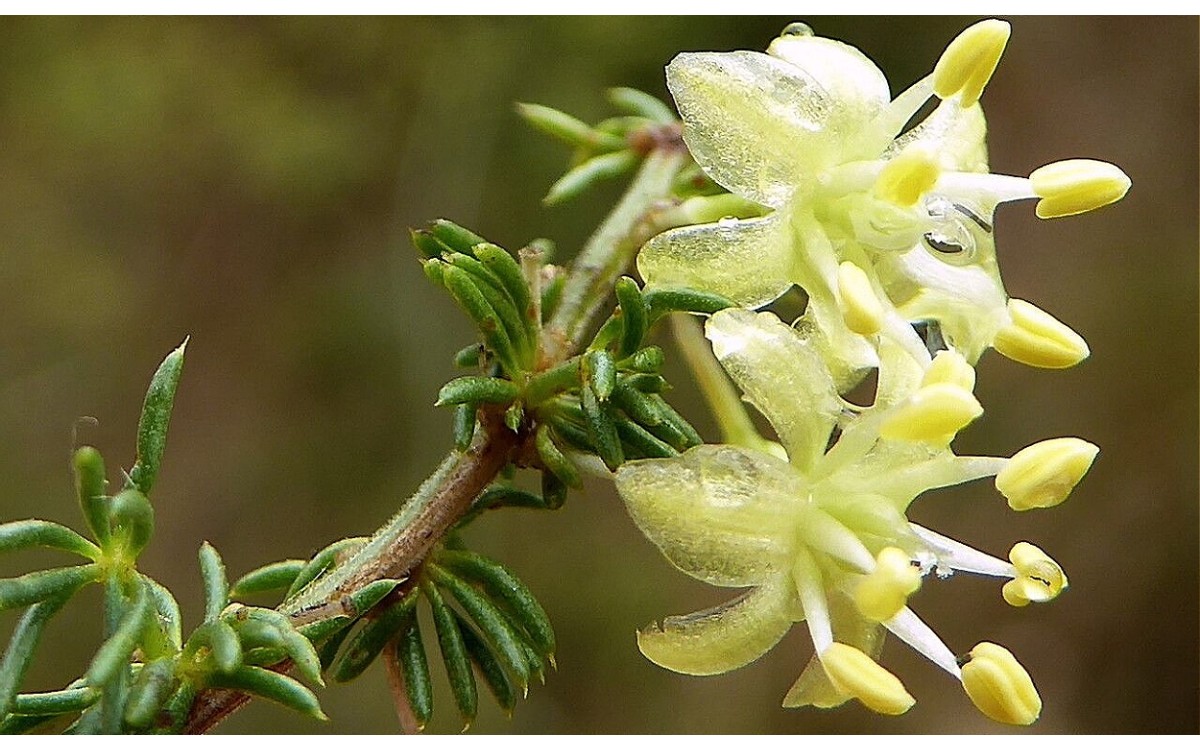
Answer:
616, 20, 1124, 725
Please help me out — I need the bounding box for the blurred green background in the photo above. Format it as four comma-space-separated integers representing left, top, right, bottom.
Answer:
1, 16, 1196, 734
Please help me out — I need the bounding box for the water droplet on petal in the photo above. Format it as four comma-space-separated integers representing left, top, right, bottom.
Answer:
781, 22, 814, 38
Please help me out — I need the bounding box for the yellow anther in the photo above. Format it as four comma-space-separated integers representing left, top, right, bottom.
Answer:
960, 642, 1042, 725
879, 383, 983, 444
855, 547, 922, 622
820, 642, 915, 716
932, 19, 1011, 107
996, 437, 1100, 510
873, 147, 942, 207
993, 298, 1090, 369
920, 349, 976, 392
837, 261, 885, 335
1029, 159, 1132, 219
1002, 542, 1068, 607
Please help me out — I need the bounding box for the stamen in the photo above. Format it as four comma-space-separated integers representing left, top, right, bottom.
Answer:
1029, 159, 1132, 218
995, 437, 1100, 510
909, 524, 1014, 578
836, 261, 885, 335
934, 171, 1036, 205
855, 547, 922, 621
1002, 542, 1068, 606
993, 298, 1090, 369
819, 642, 916, 715
932, 19, 1011, 107
884, 607, 962, 678
879, 382, 982, 444
792, 550, 833, 654
873, 146, 942, 206
800, 508, 876, 572
960, 642, 1042, 725
921, 349, 976, 392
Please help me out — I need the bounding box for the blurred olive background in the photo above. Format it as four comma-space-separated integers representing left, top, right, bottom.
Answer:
0, 16, 1195, 734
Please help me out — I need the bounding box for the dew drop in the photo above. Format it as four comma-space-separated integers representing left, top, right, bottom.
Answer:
780, 22, 814, 38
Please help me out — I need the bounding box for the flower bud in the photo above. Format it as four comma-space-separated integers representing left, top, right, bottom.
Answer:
961, 642, 1042, 725
996, 437, 1099, 510
874, 147, 941, 207
1029, 159, 1131, 219
855, 547, 922, 622
993, 298, 1090, 369
820, 642, 915, 715
920, 349, 976, 392
880, 383, 983, 444
837, 261, 885, 335
932, 19, 1011, 107
1002, 542, 1068, 607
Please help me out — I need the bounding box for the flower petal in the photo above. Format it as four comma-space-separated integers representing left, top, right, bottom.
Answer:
891, 99, 989, 174
706, 309, 842, 472
637, 577, 796, 676
638, 212, 793, 309
615, 445, 802, 587
667, 51, 844, 207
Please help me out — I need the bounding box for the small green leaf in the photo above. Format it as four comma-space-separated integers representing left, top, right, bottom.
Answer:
72, 446, 109, 544
453, 404, 477, 452
230, 607, 323, 687
142, 575, 183, 652
11, 685, 99, 717
644, 287, 734, 320
540, 471, 567, 511
230, 560, 306, 600
515, 102, 625, 151
442, 264, 523, 376
437, 550, 555, 658
535, 425, 581, 490
606, 87, 676, 124
123, 657, 177, 729
108, 489, 154, 558
0, 592, 74, 716
540, 272, 565, 322
423, 580, 476, 728
470, 484, 546, 515
331, 591, 418, 684
0, 564, 100, 611
0, 520, 100, 560
649, 394, 703, 449
435, 376, 520, 407
583, 349, 616, 401
615, 276, 648, 357
428, 219, 487, 257
475, 243, 533, 328
395, 614, 433, 731
410, 228, 452, 260
209, 666, 326, 721
284, 537, 367, 600
316, 627, 351, 671
581, 383, 623, 471
430, 566, 530, 692
523, 356, 581, 406
199, 542, 228, 624
452, 344, 484, 369
621, 346, 665, 373
611, 379, 664, 427
544, 150, 639, 206
190, 621, 242, 675
85, 582, 151, 688
615, 417, 679, 459
453, 609, 516, 715
129, 339, 187, 495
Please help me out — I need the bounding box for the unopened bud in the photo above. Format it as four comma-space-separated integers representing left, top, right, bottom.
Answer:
1002, 542, 1068, 607
880, 383, 983, 444
993, 298, 1090, 369
820, 642, 915, 716
961, 642, 1042, 725
1029, 159, 1131, 219
855, 548, 922, 622
837, 261, 885, 335
932, 19, 1011, 107
996, 437, 1099, 510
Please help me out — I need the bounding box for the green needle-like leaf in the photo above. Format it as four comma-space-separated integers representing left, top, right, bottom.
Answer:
423, 580, 476, 728
229, 560, 306, 600
108, 489, 154, 558
209, 666, 326, 722
643, 287, 734, 321
0, 520, 100, 560
331, 591, 418, 684
0, 564, 100, 611
428, 219, 487, 257
129, 339, 187, 495
453, 609, 517, 715
535, 425, 581, 490
583, 349, 616, 401
123, 657, 177, 729
607, 87, 677, 124
199, 542, 228, 624
615, 276, 648, 357
0, 593, 74, 716
437, 550, 555, 658
11, 685, 98, 717
435, 377, 520, 407
430, 566, 530, 692
453, 403, 477, 452
284, 537, 367, 601
394, 614, 433, 731
544, 150, 639, 206
142, 575, 183, 652
581, 383, 623, 470
72, 446, 109, 545
85, 582, 150, 688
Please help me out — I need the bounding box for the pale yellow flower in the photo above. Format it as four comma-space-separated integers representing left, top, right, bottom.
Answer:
615, 309, 1088, 722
